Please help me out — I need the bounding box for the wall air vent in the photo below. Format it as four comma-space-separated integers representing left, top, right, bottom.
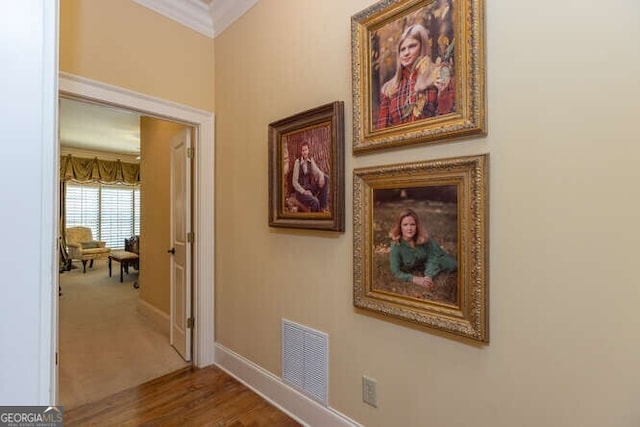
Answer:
281, 319, 328, 406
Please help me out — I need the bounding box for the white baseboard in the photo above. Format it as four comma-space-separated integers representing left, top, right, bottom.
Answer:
137, 299, 169, 338
214, 343, 361, 427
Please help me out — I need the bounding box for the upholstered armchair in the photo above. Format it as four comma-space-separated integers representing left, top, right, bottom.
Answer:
65, 226, 112, 273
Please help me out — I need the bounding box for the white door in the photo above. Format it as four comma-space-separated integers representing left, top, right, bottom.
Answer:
169, 128, 192, 361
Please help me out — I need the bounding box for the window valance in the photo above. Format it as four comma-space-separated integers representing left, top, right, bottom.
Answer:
60, 154, 140, 185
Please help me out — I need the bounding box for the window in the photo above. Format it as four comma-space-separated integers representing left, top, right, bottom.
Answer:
65, 184, 99, 237
65, 183, 141, 249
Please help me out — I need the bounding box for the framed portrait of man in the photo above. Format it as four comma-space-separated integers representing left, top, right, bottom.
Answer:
268, 101, 345, 232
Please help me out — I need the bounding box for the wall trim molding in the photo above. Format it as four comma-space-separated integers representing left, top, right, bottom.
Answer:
214, 343, 362, 427
132, 0, 258, 38
211, 0, 258, 38
132, 0, 213, 38
59, 72, 216, 368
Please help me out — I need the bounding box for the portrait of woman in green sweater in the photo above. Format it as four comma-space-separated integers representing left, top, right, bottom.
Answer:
388, 208, 457, 288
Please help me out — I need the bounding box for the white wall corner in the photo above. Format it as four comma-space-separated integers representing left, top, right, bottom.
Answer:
132, 0, 214, 38
214, 343, 362, 427
210, 0, 258, 38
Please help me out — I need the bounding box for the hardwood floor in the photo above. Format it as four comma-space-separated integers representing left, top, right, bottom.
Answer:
64, 365, 302, 427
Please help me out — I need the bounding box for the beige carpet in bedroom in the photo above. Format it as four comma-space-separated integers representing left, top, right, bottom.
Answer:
58, 261, 189, 410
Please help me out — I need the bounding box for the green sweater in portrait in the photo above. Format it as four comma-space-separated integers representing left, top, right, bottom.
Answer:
389, 238, 457, 282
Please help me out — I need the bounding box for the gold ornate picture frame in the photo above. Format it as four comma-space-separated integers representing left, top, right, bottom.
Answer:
268, 101, 345, 232
353, 154, 489, 342
351, 0, 486, 153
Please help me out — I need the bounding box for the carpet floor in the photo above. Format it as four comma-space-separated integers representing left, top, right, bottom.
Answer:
58, 260, 189, 410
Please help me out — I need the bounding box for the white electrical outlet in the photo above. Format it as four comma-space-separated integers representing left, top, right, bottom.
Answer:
362, 376, 378, 407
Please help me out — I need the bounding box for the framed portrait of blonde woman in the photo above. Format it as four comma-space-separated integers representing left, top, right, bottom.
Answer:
353, 154, 489, 342
351, 0, 486, 153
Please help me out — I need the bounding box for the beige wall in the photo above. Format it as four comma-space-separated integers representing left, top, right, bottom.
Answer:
214, 0, 640, 426
59, 0, 214, 111
139, 118, 187, 313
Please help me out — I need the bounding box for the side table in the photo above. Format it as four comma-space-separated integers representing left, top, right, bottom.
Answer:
108, 250, 140, 283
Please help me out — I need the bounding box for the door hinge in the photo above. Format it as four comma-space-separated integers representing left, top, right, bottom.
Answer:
187, 147, 194, 158
187, 317, 195, 329
187, 232, 194, 243
55, 352, 58, 365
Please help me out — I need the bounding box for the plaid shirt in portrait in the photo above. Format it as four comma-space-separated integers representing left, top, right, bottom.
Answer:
376, 68, 438, 130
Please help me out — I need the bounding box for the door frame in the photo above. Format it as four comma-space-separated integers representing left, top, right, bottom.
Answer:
58, 72, 215, 370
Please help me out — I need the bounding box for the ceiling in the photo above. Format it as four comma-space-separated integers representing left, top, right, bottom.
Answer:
59, 98, 142, 157
59, 0, 257, 157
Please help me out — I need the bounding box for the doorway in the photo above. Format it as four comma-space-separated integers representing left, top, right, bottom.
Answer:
58, 97, 192, 408
56, 73, 215, 405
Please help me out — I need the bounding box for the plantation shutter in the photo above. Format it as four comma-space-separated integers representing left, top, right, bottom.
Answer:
100, 185, 134, 249
134, 188, 141, 236
65, 184, 100, 239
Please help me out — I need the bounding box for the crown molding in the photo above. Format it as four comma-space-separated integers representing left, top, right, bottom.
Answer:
211, 0, 258, 38
132, 0, 258, 39
133, 0, 214, 38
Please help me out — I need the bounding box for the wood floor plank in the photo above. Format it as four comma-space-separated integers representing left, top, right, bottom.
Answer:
64, 366, 301, 427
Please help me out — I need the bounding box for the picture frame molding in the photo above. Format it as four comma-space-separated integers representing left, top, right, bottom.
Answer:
351, 0, 486, 153
353, 154, 489, 342
268, 101, 345, 232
